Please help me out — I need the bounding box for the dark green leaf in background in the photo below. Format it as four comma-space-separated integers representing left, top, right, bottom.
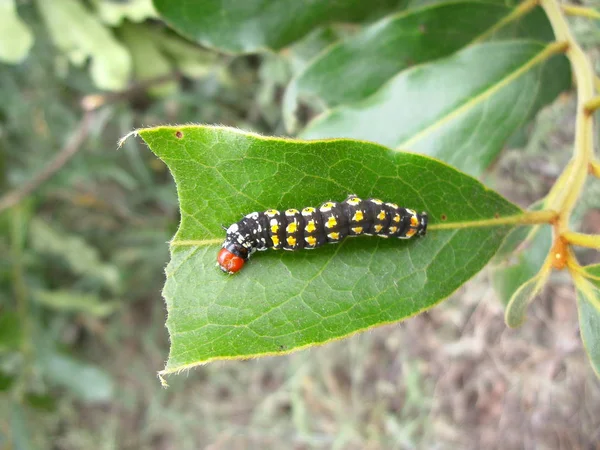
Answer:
285, 1, 511, 116
577, 264, 600, 377
134, 125, 521, 375
152, 0, 405, 53
300, 41, 570, 176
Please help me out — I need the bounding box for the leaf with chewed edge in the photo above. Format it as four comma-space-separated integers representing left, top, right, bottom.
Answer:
129, 125, 521, 382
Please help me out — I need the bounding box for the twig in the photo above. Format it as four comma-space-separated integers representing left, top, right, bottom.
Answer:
0, 112, 94, 213
561, 4, 600, 19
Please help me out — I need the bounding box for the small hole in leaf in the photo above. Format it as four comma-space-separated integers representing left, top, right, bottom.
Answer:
494, 212, 500, 218
175, 130, 183, 139
419, 24, 427, 33
441, 214, 447, 221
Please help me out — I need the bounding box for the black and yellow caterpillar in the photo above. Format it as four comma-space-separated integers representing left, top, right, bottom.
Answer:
217, 195, 428, 273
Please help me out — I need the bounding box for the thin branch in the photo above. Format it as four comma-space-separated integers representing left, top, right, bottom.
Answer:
562, 231, 600, 249
561, 4, 600, 19
584, 95, 600, 114
0, 112, 94, 213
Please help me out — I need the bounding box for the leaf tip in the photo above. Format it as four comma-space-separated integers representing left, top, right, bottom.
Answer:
157, 371, 170, 388
117, 129, 140, 148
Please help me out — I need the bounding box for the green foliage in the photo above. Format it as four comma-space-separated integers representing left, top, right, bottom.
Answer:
135, 125, 520, 375
1, 2, 599, 446
300, 41, 570, 176
153, 0, 405, 52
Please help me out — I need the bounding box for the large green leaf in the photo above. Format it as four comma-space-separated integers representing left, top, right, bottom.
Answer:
132, 125, 521, 378
152, 0, 405, 53
577, 264, 600, 377
285, 1, 513, 116
300, 41, 570, 176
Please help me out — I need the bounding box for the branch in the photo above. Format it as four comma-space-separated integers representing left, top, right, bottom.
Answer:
0, 112, 94, 213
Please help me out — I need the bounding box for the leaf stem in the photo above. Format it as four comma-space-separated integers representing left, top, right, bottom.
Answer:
561, 4, 600, 19
584, 95, 600, 114
562, 231, 600, 249
541, 0, 595, 230
428, 210, 557, 230
590, 159, 600, 177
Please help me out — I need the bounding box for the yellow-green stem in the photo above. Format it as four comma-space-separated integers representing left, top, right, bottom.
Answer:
563, 231, 600, 249
584, 95, 600, 114
428, 210, 557, 230
591, 160, 600, 177
561, 4, 600, 19
541, 0, 595, 231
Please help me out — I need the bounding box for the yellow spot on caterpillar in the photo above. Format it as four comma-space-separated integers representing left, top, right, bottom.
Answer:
393, 214, 400, 223
271, 235, 280, 246
374, 225, 383, 233
410, 216, 419, 226
305, 236, 317, 246
327, 232, 340, 240
286, 222, 297, 233
352, 211, 363, 221
352, 226, 363, 234
306, 221, 316, 233
320, 202, 334, 212
388, 226, 397, 234
386, 202, 399, 209
371, 198, 383, 205
285, 209, 299, 216
302, 207, 315, 215
271, 224, 279, 234
287, 236, 297, 246
406, 208, 416, 215
347, 197, 361, 205
266, 209, 279, 217
405, 228, 416, 238
377, 210, 386, 220
325, 216, 337, 228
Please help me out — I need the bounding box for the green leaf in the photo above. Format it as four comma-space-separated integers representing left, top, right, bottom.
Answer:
0, 0, 34, 64
155, 30, 219, 79
37, 0, 131, 91
285, 1, 513, 118
130, 125, 521, 378
152, 0, 405, 53
576, 264, 600, 378
491, 224, 552, 306
119, 23, 178, 97
300, 40, 570, 176
504, 265, 549, 328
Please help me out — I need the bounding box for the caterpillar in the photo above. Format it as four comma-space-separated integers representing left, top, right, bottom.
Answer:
217, 195, 428, 274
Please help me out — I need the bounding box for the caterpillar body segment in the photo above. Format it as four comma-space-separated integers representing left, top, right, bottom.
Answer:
217, 196, 428, 274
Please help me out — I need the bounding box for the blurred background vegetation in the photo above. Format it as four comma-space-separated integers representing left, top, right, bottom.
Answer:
1, 0, 599, 448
